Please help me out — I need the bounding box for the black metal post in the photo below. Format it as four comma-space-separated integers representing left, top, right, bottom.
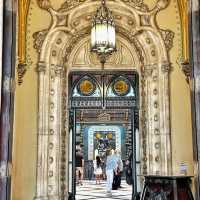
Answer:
72, 109, 76, 200
0, 0, 16, 199
190, 1, 200, 199
131, 109, 137, 199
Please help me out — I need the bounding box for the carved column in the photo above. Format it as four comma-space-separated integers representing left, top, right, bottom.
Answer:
35, 62, 49, 200
142, 62, 171, 175
159, 61, 172, 174
143, 64, 163, 174
35, 62, 65, 200
47, 64, 63, 199
146, 63, 162, 174
140, 69, 148, 175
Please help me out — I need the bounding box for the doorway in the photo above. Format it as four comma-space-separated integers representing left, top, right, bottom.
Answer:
68, 71, 140, 200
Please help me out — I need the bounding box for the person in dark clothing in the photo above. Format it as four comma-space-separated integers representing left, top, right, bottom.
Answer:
125, 152, 133, 185
76, 149, 84, 185
112, 150, 123, 190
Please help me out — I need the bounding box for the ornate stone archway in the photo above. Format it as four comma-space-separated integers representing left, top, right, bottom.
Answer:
33, 0, 174, 199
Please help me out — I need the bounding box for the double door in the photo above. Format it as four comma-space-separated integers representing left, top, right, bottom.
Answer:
68, 108, 139, 200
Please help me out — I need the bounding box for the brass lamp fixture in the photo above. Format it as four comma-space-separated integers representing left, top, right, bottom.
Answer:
91, 0, 116, 69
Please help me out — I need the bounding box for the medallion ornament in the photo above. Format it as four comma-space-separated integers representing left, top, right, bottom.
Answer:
112, 78, 130, 96
78, 78, 96, 96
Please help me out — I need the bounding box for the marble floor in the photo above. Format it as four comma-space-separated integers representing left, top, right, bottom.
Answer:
76, 180, 132, 200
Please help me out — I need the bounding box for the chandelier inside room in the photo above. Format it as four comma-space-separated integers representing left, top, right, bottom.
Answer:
91, 0, 116, 68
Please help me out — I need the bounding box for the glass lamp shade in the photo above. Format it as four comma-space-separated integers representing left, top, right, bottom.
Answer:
91, 1, 116, 56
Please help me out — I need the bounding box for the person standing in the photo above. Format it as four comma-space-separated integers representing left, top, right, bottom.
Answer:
125, 152, 133, 185
112, 150, 123, 189
76, 149, 84, 185
106, 149, 118, 197
94, 155, 103, 184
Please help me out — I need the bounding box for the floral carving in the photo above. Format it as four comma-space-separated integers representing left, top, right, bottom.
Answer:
37, 0, 52, 10
121, 0, 148, 11
180, 59, 191, 83
60, 0, 87, 11
64, 29, 90, 62
33, 30, 48, 53
160, 29, 175, 51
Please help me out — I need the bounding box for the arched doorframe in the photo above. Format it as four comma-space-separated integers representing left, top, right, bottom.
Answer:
34, 1, 173, 199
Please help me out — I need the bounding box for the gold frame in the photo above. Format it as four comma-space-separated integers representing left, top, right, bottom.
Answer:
18, 0, 30, 85
177, 0, 189, 61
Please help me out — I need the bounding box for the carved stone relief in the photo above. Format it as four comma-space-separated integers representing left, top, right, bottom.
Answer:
67, 36, 138, 69
33, 0, 173, 199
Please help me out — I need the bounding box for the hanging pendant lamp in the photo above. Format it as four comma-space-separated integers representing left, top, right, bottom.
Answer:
91, 0, 116, 68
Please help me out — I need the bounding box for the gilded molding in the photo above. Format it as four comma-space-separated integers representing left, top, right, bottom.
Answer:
177, 0, 189, 61
18, 0, 31, 85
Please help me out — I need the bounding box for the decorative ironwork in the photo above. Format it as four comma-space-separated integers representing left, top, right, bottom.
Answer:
70, 72, 138, 109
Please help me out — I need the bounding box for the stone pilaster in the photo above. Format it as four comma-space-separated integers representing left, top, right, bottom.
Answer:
35, 62, 49, 199
141, 62, 172, 175
35, 63, 66, 200
159, 61, 172, 175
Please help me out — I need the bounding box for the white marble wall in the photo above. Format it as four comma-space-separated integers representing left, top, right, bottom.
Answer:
0, 0, 3, 112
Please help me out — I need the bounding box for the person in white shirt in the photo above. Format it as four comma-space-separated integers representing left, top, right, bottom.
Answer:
94, 155, 103, 184
105, 149, 118, 197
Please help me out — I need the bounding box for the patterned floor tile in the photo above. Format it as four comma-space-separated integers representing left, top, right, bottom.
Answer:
76, 180, 132, 200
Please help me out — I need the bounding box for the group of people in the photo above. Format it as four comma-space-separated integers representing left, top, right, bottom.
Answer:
76, 148, 124, 197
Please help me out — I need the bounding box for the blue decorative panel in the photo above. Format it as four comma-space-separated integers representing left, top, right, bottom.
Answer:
83, 125, 125, 161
